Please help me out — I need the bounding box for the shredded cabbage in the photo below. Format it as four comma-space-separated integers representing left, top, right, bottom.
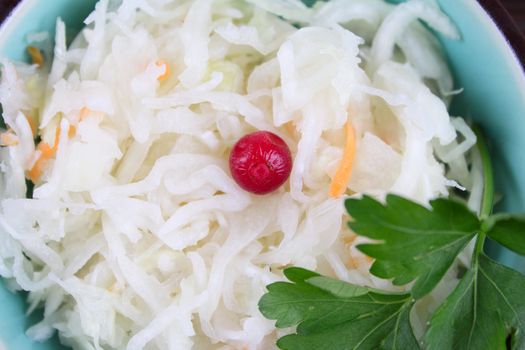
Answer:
0, 0, 479, 349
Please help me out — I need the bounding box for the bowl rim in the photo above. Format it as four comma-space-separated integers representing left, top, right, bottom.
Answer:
0, 0, 525, 346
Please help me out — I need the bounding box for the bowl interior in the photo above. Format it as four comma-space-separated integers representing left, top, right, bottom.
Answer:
1, 0, 525, 348
436, 0, 525, 272
0, 2, 97, 349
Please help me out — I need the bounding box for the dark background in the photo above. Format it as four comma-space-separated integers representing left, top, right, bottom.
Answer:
502, 0, 525, 32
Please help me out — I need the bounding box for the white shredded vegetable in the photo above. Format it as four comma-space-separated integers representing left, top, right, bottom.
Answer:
0, 0, 479, 349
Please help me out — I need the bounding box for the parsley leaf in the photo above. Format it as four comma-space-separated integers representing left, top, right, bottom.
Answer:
346, 194, 480, 298
258, 267, 419, 350
425, 254, 525, 350
259, 194, 525, 350
483, 214, 525, 256
259, 127, 525, 350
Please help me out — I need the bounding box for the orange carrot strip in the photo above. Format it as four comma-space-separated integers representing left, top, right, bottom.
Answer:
25, 115, 37, 137
28, 124, 76, 183
28, 143, 55, 183
79, 107, 105, 123
156, 60, 171, 81
68, 125, 77, 138
0, 132, 19, 146
51, 125, 76, 152
27, 158, 46, 183
329, 121, 357, 198
29, 142, 54, 182
37, 142, 54, 158
51, 126, 62, 152
27, 46, 44, 66
79, 107, 90, 121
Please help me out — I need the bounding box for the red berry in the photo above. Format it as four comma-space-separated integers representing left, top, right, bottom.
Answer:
229, 131, 293, 195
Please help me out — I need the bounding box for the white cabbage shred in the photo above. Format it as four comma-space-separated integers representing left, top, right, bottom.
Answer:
0, 0, 478, 349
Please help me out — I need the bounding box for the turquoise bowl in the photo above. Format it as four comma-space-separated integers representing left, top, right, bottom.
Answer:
1, 0, 525, 349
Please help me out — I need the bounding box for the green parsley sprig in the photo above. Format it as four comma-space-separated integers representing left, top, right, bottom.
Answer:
258, 128, 525, 350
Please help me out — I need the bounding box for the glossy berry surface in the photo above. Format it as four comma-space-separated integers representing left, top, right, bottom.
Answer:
229, 131, 292, 195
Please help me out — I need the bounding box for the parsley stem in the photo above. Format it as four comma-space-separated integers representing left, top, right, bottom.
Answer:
474, 126, 494, 220
472, 125, 495, 259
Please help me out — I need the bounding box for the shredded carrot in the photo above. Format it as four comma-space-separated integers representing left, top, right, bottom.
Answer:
156, 60, 171, 81
52, 126, 62, 152
29, 139, 57, 182
51, 125, 76, 151
79, 107, 90, 121
27, 124, 77, 183
37, 142, 54, 158
329, 120, 357, 198
27, 46, 44, 66
0, 131, 19, 146
79, 107, 105, 123
27, 158, 46, 183
25, 114, 37, 137
68, 125, 77, 138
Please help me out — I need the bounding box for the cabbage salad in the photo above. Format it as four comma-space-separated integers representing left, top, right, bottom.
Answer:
0, 0, 479, 349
